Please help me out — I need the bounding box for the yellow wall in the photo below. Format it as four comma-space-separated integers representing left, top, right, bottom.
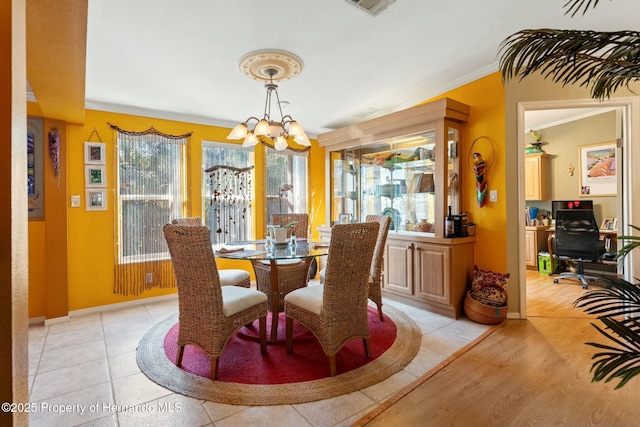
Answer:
28, 74, 505, 318
429, 73, 508, 273
28, 107, 325, 317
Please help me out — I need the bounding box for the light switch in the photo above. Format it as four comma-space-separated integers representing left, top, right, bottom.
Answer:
70, 195, 81, 207
489, 190, 498, 202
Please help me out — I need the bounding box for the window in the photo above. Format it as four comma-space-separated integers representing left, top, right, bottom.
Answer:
265, 147, 308, 226
202, 141, 254, 244
116, 130, 187, 264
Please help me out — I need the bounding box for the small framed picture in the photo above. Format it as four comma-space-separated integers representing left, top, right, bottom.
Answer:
338, 213, 351, 224
600, 217, 617, 231
85, 165, 106, 187
84, 142, 106, 165
86, 189, 107, 211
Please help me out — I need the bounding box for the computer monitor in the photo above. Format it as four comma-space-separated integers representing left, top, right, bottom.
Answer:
551, 200, 593, 220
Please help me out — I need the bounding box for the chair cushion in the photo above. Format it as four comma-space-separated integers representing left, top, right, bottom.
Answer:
219, 269, 250, 286
284, 284, 324, 315
221, 286, 267, 317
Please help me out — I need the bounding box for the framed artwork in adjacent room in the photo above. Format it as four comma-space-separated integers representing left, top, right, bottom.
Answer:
600, 217, 617, 232
579, 142, 617, 197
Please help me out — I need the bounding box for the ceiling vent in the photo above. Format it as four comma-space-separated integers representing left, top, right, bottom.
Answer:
346, 0, 396, 16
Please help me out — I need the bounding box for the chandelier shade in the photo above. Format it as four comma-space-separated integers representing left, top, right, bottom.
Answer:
228, 50, 310, 151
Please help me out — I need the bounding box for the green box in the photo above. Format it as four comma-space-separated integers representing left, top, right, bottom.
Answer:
538, 252, 559, 274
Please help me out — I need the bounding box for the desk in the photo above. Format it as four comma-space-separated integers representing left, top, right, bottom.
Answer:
545, 228, 617, 276
216, 240, 329, 341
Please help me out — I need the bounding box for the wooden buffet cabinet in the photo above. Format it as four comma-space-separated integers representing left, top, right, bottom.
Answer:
317, 98, 475, 319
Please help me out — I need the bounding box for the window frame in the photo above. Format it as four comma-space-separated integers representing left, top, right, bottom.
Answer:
116, 134, 187, 265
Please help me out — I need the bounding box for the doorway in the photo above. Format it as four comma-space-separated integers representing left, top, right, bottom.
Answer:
518, 98, 638, 318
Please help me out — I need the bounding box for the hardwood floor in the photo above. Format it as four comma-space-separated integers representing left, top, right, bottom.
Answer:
356, 271, 640, 426
525, 269, 597, 319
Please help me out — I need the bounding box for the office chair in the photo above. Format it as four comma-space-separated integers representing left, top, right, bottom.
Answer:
552, 209, 602, 289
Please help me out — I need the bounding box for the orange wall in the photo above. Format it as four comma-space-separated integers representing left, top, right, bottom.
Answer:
28, 107, 325, 317
429, 73, 508, 273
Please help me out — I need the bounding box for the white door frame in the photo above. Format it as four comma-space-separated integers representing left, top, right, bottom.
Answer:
517, 97, 639, 318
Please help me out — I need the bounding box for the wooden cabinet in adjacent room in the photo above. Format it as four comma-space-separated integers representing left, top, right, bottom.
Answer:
524, 153, 550, 201
525, 225, 550, 270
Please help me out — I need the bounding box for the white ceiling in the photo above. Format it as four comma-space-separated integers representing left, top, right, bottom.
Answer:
82, 0, 640, 137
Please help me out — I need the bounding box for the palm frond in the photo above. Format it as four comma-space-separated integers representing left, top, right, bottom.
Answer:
563, 0, 603, 17
499, 29, 640, 99
615, 224, 640, 260
586, 319, 640, 388
574, 277, 640, 317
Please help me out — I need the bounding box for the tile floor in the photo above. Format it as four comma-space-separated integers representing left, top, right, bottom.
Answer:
28, 287, 491, 427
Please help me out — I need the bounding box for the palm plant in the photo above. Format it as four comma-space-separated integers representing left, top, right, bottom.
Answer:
499, 0, 640, 100
499, 0, 640, 388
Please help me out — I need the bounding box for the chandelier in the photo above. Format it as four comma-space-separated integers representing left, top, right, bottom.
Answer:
227, 50, 310, 151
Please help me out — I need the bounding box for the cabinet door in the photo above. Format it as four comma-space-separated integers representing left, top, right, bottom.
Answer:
384, 241, 413, 295
524, 230, 536, 267
413, 244, 451, 304
524, 156, 541, 200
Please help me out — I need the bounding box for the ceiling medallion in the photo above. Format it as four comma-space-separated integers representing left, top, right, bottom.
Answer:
238, 49, 304, 82
229, 50, 310, 151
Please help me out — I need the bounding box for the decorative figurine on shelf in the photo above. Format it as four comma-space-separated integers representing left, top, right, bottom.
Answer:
525, 129, 545, 154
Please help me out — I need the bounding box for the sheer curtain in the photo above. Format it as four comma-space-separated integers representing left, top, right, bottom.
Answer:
111, 124, 189, 296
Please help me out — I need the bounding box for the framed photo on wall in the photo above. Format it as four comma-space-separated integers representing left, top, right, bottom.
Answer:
86, 189, 107, 211
85, 165, 106, 187
84, 142, 106, 165
27, 117, 44, 220
579, 142, 617, 197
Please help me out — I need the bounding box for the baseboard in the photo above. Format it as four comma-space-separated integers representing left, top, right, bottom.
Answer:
44, 315, 70, 326
28, 293, 179, 325
29, 316, 45, 326
70, 293, 179, 318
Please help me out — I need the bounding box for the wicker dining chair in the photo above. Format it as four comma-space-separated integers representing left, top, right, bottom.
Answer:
163, 223, 268, 380
271, 213, 309, 238
318, 215, 391, 321
284, 222, 379, 376
253, 213, 310, 312
365, 214, 392, 321
172, 217, 250, 288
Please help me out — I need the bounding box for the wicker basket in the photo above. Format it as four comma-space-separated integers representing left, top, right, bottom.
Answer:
464, 291, 508, 324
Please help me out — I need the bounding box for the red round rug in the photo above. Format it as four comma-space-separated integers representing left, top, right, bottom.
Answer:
137, 304, 421, 405
163, 306, 397, 384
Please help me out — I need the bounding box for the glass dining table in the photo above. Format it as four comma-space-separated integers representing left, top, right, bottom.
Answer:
215, 239, 329, 342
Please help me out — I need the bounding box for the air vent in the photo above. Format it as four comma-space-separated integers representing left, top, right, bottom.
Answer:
346, 0, 396, 16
